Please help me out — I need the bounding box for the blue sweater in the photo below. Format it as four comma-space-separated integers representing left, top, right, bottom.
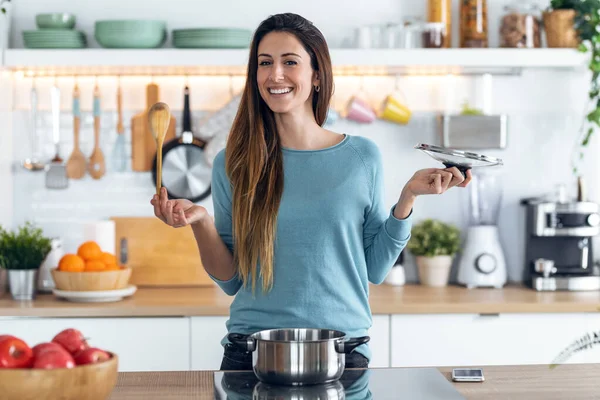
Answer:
209, 134, 413, 360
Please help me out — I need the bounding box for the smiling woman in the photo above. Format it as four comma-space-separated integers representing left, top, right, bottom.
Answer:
150, 12, 472, 376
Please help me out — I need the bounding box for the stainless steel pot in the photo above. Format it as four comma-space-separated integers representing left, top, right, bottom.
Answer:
228, 329, 370, 386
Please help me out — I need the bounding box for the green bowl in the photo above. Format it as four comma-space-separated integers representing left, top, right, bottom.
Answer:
36, 13, 76, 30
94, 20, 166, 48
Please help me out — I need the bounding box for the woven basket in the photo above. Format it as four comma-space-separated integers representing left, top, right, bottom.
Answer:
543, 9, 579, 48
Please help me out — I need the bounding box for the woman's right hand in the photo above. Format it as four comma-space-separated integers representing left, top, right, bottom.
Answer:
151, 187, 209, 228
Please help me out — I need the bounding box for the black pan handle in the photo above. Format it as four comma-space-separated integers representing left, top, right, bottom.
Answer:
183, 85, 192, 133
335, 336, 370, 354
443, 162, 470, 179
228, 333, 256, 352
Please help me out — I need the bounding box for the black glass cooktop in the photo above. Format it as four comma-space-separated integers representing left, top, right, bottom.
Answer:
213, 368, 465, 399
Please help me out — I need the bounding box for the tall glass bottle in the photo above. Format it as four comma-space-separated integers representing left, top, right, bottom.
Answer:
428, 0, 452, 48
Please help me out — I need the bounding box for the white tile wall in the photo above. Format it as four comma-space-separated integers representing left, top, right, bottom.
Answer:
3, 0, 600, 284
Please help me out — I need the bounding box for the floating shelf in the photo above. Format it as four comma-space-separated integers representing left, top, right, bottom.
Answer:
1, 48, 588, 76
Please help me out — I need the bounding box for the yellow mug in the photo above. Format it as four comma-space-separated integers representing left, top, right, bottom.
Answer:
380, 94, 412, 125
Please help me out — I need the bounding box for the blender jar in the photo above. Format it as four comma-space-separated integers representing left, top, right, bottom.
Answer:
467, 172, 503, 226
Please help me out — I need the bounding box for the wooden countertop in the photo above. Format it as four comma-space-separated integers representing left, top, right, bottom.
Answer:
2, 284, 600, 318
108, 364, 600, 400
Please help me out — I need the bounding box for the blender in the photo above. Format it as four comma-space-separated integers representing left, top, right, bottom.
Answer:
457, 171, 507, 288
415, 143, 506, 288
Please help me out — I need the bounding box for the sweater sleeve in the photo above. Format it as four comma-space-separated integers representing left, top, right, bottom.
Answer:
362, 144, 413, 284
209, 149, 243, 296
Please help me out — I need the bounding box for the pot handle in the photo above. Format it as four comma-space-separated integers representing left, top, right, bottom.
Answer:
227, 333, 256, 352
335, 336, 370, 354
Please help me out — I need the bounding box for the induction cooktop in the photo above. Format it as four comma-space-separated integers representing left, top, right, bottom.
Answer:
213, 367, 466, 399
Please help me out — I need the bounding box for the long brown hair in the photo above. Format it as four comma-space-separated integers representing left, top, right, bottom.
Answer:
225, 13, 334, 292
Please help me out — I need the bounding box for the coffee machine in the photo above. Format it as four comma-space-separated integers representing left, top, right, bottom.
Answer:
522, 196, 600, 291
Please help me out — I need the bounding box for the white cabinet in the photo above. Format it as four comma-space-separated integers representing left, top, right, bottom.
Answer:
0, 317, 191, 372
391, 313, 589, 368
190, 316, 229, 371
369, 315, 390, 368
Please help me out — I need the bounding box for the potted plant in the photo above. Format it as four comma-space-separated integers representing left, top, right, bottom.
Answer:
0, 221, 52, 300
407, 219, 461, 287
541, 1, 600, 175
543, 0, 581, 48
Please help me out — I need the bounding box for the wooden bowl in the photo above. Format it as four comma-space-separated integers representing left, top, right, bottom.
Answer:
51, 268, 132, 291
0, 353, 118, 400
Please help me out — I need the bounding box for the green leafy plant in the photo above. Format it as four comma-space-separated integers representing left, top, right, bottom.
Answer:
547, 0, 600, 174
0, 221, 52, 270
407, 219, 461, 258
550, 330, 600, 369
460, 100, 484, 116
0, 0, 10, 14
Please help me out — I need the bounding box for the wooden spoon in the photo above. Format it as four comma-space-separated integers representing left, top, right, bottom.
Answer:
148, 102, 171, 196
66, 84, 87, 179
88, 83, 106, 179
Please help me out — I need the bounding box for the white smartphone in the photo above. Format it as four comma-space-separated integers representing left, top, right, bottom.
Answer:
452, 368, 485, 382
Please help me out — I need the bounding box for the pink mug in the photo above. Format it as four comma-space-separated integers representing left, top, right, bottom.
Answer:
346, 96, 376, 123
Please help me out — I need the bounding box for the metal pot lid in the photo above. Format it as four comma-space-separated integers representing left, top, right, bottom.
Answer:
415, 143, 503, 169
161, 145, 211, 201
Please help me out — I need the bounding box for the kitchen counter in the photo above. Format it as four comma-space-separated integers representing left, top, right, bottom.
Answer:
2, 284, 600, 317
108, 364, 600, 400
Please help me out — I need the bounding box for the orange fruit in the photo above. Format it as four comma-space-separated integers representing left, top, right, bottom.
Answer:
99, 252, 117, 267
84, 260, 106, 272
58, 254, 85, 272
77, 241, 102, 261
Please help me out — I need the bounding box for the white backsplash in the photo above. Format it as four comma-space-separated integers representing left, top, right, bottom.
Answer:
8, 67, 600, 284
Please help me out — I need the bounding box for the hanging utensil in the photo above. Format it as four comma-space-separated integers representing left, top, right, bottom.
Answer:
22, 78, 44, 171
45, 82, 69, 189
148, 102, 171, 195
88, 82, 106, 179
131, 81, 176, 172
66, 83, 87, 179
151, 85, 212, 203
111, 77, 127, 172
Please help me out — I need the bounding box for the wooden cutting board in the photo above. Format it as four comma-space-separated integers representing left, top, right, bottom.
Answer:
111, 217, 215, 287
131, 83, 177, 172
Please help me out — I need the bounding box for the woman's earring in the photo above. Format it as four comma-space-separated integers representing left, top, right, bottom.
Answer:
315, 85, 320, 92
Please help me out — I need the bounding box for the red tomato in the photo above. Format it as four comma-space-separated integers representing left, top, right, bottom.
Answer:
0, 335, 16, 343
32, 350, 75, 369
74, 347, 110, 365
32, 342, 67, 357
52, 328, 88, 355
0, 337, 33, 368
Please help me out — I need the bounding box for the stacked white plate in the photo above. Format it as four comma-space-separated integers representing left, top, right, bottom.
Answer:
23, 29, 87, 48
172, 28, 252, 48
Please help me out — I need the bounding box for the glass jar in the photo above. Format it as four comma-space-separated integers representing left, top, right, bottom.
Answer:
460, 0, 488, 48
500, 1, 542, 48
427, 0, 451, 48
422, 22, 446, 48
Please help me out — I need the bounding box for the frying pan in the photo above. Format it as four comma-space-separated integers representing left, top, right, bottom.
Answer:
152, 85, 212, 203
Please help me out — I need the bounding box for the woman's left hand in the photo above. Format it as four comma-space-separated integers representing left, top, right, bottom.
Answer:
404, 167, 472, 197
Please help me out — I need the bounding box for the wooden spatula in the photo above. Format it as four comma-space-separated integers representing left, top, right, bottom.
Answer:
148, 102, 171, 196
88, 83, 106, 179
66, 83, 87, 179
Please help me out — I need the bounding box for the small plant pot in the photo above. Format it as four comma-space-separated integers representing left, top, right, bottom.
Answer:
8, 270, 38, 300
543, 9, 579, 48
0, 269, 7, 295
416, 255, 453, 287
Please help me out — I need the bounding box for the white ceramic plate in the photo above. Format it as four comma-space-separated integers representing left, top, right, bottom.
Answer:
53, 285, 137, 303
